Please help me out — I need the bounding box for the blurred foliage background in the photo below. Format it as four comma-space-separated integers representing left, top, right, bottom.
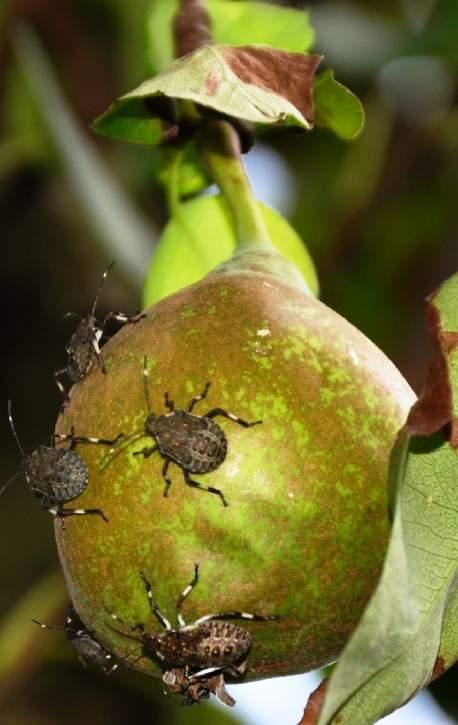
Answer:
0, 0, 456, 723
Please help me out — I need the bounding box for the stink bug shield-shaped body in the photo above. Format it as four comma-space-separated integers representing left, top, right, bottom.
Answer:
109, 356, 262, 506
55, 262, 143, 396
2, 402, 122, 527
33, 606, 119, 674
107, 565, 277, 707
24, 446, 88, 507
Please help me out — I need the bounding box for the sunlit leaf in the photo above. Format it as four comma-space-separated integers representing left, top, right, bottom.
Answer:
145, 0, 177, 74
146, 0, 315, 74
317, 273, 458, 724
143, 194, 319, 306
314, 70, 365, 140
208, 0, 314, 53
93, 45, 322, 145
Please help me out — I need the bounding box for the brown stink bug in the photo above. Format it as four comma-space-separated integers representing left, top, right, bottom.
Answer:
2, 401, 122, 528
32, 605, 121, 674
105, 356, 262, 506
54, 262, 144, 398
107, 564, 277, 706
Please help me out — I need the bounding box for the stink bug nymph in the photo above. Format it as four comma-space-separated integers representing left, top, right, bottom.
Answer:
2, 401, 122, 528
107, 564, 277, 706
54, 261, 144, 397
32, 605, 120, 674
107, 356, 262, 506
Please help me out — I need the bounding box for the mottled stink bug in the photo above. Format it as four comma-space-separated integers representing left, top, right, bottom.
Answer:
107, 356, 262, 506
2, 401, 122, 528
54, 261, 144, 397
107, 564, 277, 706
163, 666, 236, 706
32, 605, 120, 674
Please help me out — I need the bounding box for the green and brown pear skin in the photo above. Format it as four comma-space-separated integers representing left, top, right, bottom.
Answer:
55, 272, 415, 679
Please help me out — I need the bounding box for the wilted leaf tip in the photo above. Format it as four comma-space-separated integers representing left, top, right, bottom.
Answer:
222, 46, 322, 123
431, 655, 447, 681
298, 679, 328, 725
405, 287, 458, 447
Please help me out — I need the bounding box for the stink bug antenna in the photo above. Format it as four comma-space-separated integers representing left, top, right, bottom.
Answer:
7, 400, 25, 456
0, 469, 20, 497
2, 401, 24, 496
91, 261, 116, 317
31, 619, 63, 633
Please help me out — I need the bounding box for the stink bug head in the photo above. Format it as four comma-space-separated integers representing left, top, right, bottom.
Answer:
65, 605, 85, 637
162, 667, 236, 707
33, 605, 118, 674
163, 667, 213, 706
66, 316, 102, 383
144, 412, 157, 437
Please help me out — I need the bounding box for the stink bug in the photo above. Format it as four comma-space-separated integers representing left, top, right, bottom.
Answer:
2, 401, 122, 528
54, 262, 144, 397
107, 564, 277, 706
106, 356, 262, 506
32, 605, 120, 674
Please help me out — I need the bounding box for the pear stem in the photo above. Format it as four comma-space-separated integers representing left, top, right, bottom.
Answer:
195, 120, 274, 253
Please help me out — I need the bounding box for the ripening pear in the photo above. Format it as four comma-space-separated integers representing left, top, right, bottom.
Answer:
55, 266, 414, 680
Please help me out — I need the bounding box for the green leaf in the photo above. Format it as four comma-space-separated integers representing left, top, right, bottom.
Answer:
318, 273, 458, 724
438, 575, 458, 672
155, 143, 211, 197
145, 0, 177, 74
93, 45, 321, 145
92, 98, 171, 145
208, 0, 314, 53
314, 70, 365, 140
146, 0, 315, 74
143, 194, 319, 306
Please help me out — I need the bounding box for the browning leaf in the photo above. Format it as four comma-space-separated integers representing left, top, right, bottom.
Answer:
298, 679, 329, 725
221, 46, 322, 124
406, 277, 458, 448
93, 45, 320, 142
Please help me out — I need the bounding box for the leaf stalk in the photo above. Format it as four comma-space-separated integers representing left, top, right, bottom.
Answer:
195, 120, 312, 291
195, 120, 273, 252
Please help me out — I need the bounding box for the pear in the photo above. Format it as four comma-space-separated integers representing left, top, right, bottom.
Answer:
55, 269, 415, 679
